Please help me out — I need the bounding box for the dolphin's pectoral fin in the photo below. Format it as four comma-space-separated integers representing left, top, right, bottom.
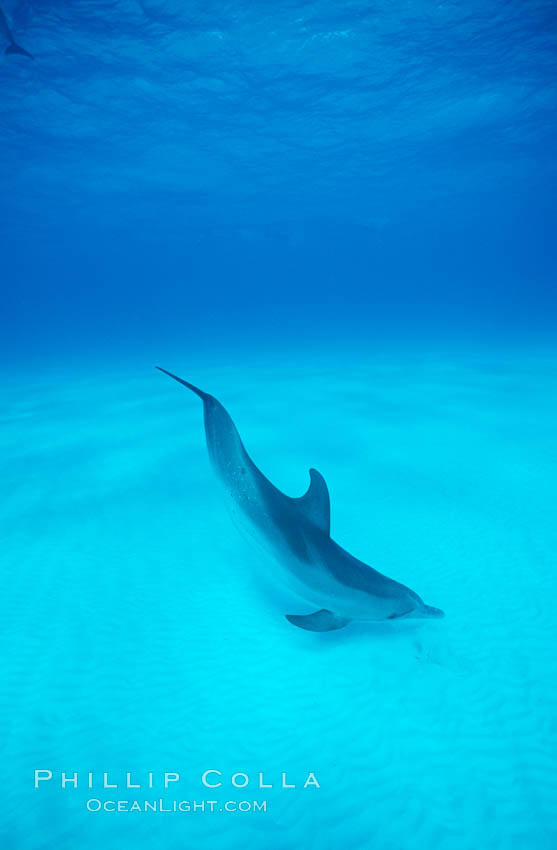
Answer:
155, 367, 208, 400
293, 468, 331, 535
5, 42, 34, 59
285, 609, 350, 632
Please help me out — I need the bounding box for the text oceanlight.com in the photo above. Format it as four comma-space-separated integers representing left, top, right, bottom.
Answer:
33, 770, 320, 813
87, 798, 268, 813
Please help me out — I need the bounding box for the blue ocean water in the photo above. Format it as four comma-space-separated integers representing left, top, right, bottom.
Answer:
1, 2, 557, 849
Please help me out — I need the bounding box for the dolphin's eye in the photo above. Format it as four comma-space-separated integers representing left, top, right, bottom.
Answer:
388, 608, 413, 620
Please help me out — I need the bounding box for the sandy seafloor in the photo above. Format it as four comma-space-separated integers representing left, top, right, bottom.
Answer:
1, 349, 556, 850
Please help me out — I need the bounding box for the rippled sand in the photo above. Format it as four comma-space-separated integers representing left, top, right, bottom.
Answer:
1, 351, 556, 849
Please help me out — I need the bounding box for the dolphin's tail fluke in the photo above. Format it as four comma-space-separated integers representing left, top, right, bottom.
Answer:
5, 42, 34, 59
156, 367, 208, 400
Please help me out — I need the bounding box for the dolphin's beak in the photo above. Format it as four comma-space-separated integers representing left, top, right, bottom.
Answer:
416, 604, 444, 619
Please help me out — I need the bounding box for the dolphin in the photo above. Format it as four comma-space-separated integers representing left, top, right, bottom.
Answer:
0, 6, 33, 59
157, 367, 444, 631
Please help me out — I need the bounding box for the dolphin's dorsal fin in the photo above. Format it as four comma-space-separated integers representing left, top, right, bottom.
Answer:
293, 468, 330, 535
